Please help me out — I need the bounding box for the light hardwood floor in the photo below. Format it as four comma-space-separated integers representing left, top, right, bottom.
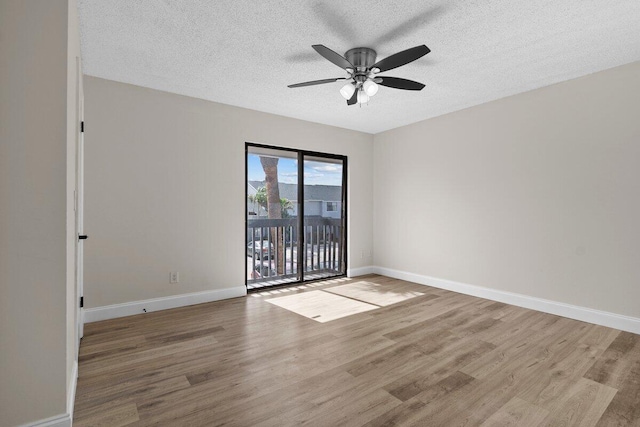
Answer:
74, 275, 640, 426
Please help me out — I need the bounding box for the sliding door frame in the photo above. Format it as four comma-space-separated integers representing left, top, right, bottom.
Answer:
245, 142, 348, 291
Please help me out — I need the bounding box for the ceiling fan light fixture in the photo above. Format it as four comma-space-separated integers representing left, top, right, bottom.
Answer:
363, 80, 379, 97
340, 82, 356, 100
357, 89, 369, 104
288, 44, 430, 106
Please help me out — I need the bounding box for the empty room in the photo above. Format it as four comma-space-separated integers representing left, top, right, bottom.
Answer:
2, 0, 640, 426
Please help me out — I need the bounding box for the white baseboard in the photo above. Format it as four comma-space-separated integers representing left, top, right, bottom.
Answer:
20, 413, 70, 427
347, 266, 374, 277
68, 361, 77, 425
373, 266, 640, 335
84, 286, 247, 323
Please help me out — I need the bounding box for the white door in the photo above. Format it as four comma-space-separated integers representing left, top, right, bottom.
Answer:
76, 57, 85, 344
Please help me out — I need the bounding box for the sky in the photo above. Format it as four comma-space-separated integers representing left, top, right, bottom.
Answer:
247, 154, 343, 186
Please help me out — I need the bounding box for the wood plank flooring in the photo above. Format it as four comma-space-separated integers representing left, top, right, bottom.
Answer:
74, 275, 640, 426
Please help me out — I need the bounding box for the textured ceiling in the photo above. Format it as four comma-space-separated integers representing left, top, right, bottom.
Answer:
78, 0, 640, 134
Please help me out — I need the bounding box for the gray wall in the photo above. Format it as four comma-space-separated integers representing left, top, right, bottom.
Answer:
374, 61, 640, 318
83, 77, 373, 308
0, 0, 80, 425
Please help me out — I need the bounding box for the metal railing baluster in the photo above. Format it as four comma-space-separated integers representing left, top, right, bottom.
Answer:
332, 225, 336, 272
291, 225, 294, 276
269, 227, 280, 276
337, 226, 342, 273
251, 227, 256, 278
309, 225, 314, 271
323, 225, 327, 270
266, 228, 271, 277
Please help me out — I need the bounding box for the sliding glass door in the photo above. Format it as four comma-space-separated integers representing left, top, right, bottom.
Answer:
246, 144, 347, 290
246, 146, 299, 288
302, 155, 345, 281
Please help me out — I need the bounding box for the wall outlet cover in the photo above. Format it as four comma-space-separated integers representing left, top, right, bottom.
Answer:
170, 272, 179, 283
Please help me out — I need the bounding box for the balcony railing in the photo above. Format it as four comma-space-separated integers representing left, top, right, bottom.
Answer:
247, 217, 344, 289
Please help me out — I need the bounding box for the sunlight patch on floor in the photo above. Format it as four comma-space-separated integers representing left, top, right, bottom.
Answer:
265, 281, 425, 322
265, 290, 378, 323
323, 281, 425, 307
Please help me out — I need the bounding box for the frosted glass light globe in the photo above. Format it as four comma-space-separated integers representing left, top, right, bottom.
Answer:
363, 80, 379, 97
340, 83, 356, 100
357, 89, 370, 104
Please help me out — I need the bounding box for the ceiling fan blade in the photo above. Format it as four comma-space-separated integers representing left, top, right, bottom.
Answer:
347, 89, 358, 106
312, 44, 354, 70
288, 78, 345, 88
371, 6, 446, 46
372, 45, 430, 73
378, 77, 425, 91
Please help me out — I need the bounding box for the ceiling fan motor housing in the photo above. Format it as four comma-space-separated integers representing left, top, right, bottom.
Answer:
345, 47, 377, 73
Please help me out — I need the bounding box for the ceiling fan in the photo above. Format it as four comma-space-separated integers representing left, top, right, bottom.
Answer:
288, 44, 430, 105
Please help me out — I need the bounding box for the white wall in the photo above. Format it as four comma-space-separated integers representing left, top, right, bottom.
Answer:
0, 0, 79, 425
374, 61, 640, 319
83, 77, 373, 309
66, 0, 81, 414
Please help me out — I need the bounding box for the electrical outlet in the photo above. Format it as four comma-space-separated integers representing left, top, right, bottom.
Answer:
170, 272, 179, 284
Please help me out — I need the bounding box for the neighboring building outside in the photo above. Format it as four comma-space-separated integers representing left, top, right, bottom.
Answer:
247, 180, 342, 219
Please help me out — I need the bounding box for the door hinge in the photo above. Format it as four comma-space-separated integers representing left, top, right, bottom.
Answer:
80, 121, 84, 133
80, 296, 84, 308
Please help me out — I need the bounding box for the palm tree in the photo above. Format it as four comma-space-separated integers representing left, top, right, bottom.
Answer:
251, 186, 291, 217
252, 187, 267, 217
259, 156, 285, 274
280, 197, 293, 218
247, 193, 259, 216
